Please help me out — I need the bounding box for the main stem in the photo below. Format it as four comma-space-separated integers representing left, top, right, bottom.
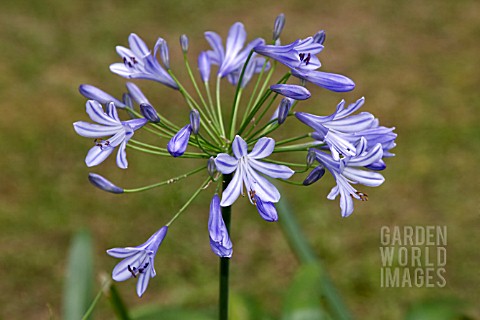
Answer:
219, 173, 232, 320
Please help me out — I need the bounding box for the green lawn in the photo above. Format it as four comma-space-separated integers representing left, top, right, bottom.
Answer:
0, 0, 479, 319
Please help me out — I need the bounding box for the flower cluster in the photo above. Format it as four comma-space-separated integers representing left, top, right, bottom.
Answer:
74, 14, 396, 297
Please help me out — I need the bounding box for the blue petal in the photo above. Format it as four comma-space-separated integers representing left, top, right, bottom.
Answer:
136, 266, 153, 297
85, 144, 115, 167
116, 140, 128, 169
126, 82, 150, 105
111, 251, 147, 281
167, 124, 192, 157
79, 84, 125, 108
270, 84, 311, 100
198, 51, 211, 82
106, 247, 139, 258
73, 121, 121, 138
248, 159, 294, 179
255, 197, 278, 222
106, 102, 121, 122
205, 31, 225, 63
214, 153, 238, 174
86, 100, 120, 126
292, 69, 355, 92
128, 33, 150, 57
220, 22, 246, 76
232, 135, 248, 158
248, 137, 275, 159
244, 165, 281, 203
220, 165, 244, 207
343, 168, 385, 187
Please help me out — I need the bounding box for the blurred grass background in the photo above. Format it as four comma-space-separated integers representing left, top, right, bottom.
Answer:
0, 0, 479, 319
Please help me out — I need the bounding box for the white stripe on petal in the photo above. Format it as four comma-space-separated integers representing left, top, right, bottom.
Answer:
116, 141, 128, 169
248, 137, 275, 159
85, 145, 115, 167
73, 122, 121, 138
248, 159, 294, 179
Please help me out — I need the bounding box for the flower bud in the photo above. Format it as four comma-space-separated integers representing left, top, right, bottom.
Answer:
306, 149, 316, 168
277, 98, 292, 124
140, 103, 160, 123
180, 34, 189, 53
313, 30, 326, 45
272, 13, 286, 41
198, 51, 211, 82
88, 173, 124, 193
167, 124, 192, 157
208, 195, 233, 258
159, 39, 170, 69
79, 84, 126, 108
366, 160, 386, 171
303, 165, 326, 186
126, 82, 150, 105
270, 84, 311, 100
207, 157, 217, 178
189, 109, 200, 135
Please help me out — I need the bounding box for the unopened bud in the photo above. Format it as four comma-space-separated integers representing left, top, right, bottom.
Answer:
277, 98, 292, 124
189, 109, 200, 135
88, 173, 124, 194
140, 103, 160, 123
207, 157, 217, 178
306, 149, 316, 167
313, 30, 326, 45
180, 34, 189, 53
273, 13, 286, 41
303, 165, 325, 186
159, 39, 170, 69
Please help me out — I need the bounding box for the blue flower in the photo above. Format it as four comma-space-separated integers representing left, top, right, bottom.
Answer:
254, 37, 323, 72
270, 84, 311, 100
110, 33, 178, 89
167, 124, 192, 157
107, 226, 168, 297
73, 100, 147, 168
208, 195, 233, 258
214, 135, 294, 207
313, 139, 385, 217
204, 22, 269, 87
291, 69, 355, 92
295, 97, 375, 160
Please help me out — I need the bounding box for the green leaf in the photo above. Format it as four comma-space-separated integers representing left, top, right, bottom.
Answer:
282, 263, 328, 320
130, 306, 214, 320
62, 229, 94, 320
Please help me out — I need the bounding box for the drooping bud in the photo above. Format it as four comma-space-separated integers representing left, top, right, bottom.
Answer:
140, 103, 160, 123
198, 51, 211, 82
306, 149, 316, 168
159, 39, 170, 70
207, 157, 217, 178
167, 124, 192, 157
189, 109, 200, 135
255, 196, 278, 222
303, 165, 326, 186
270, 84, 311, 100
313, 30, 326, 45
277, 97, 292, 124
272, 13, 286, 41
208, 195, 233, 258
180, 34, 189, 53
88, 173, 124, 194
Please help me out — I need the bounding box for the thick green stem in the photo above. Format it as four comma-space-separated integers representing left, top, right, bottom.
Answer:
219, 173, 232, 320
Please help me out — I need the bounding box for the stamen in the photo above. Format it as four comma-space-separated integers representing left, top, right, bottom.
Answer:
356, 191, 369, 201
128, 265, 138, 278
94, 139, 111, 150
138, 262, 149, 274
299, 53, 311, 65
248, 189, 257, 206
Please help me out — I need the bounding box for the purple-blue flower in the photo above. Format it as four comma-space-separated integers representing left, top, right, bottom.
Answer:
313, 138, 385, 217
167, 124, 192, 157
291, 69, 355, 92
270, 84, 311, 100
214, 135, 294, 207
208, 195, 233, 258
73, 100, 147, 168
110, 33, 178, 89
296, 97, 375, 160
107, 226, 168, 297
203, 22, 268, 87
254, 37, 323, 72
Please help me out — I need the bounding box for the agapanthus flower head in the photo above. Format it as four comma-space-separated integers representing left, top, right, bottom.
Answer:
208, 195, 233, 258
107, 226, 168, 297
73, 100, 147, 168
110, 33, 178, 89
214, 136, 294, 207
